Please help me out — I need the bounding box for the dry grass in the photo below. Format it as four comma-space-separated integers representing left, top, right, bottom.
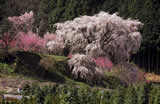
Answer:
145, 73, 160, 82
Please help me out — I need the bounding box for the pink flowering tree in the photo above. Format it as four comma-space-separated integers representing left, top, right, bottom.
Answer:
8, 11, 34, 32
15, 32, 46, 51
0, 11, 47, 52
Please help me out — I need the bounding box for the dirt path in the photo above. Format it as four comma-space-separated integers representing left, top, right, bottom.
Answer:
0, 74, 56, 94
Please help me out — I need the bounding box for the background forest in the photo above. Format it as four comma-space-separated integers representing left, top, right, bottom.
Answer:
0, 0, 160, 73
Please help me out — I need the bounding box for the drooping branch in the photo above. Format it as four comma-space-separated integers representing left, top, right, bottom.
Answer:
52, 11, 143, 63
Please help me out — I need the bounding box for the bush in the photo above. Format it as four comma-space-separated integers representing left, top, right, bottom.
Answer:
1, 83, 160, 104
112, 64, 146, 85
110, 89, 124, 104
134, 84, 146, 104
0, 62, 14, 74
103, 72, 126, 89
149, 84, 160, 104
124, 85, 137, 104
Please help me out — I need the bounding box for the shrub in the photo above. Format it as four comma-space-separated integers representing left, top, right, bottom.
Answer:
112, 64, 146, 85
124, 85, 137, 104
103, 72, 126, 89
149, 84, 160, 104
110, 89, 123, 104
2, 83, 160, 104
0, 62, 14, 74
134, 84, 146, 104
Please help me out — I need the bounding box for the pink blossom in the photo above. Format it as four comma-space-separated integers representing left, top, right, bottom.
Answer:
94, 56, 113, 70
68, 54, 72, 58
8, 11, 34, 32
8, 11, 33, 25
0, 32, 16, 48
15, 32, 46, 51
44, 32, 57, 42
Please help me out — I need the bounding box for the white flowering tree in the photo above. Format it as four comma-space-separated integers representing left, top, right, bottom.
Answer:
46, 11, 143, 81
53, 12, 143, 63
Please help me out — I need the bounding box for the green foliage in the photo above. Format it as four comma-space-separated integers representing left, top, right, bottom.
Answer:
0, 62, 14, 74
103, 72, 126, 89
44, 95, 55, 104
110, 88, 124, 104
124, 85, 137, 104
135, 84, 146, 104
0, 83, 160, 104
149, 84, 160, 104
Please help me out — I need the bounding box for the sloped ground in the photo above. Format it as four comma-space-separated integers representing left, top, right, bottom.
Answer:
0, 51, 160, 95
0, 51, 126, 95
0, 51, 69, 94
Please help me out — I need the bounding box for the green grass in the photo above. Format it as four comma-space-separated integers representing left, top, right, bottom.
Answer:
46, 55, 69, 62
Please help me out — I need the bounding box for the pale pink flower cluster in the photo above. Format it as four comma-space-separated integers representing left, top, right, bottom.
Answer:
68, 54, 102, 81
8, 11, 33, 25
44, 32, 65, 55
94, 57, 113, 71
44, 32, 57, 42
8, 11, 34, 32
46, 41, 64, 55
